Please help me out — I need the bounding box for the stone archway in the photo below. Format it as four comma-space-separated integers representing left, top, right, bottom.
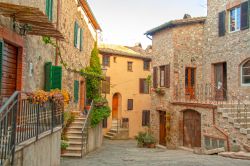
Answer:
183, 109, 201, 148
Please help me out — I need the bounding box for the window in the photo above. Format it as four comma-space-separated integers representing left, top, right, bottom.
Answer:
103, 55, 110, 67
128, 62, 133, 71
139, 79, 149, 94
102, 77, 110, 94
74, 21, 83, 50
44, 62, 62, 91
143, 60, 150, 70
102, 118, 107, 128
74, 80, 79, 103
114, 57, 117, 63
127, 99, 133, 110
45, 0, 53, 21
160, 65, 170, 88
241, 60, 250, 86
229, 6, 241, 32
142, 110, 150, 126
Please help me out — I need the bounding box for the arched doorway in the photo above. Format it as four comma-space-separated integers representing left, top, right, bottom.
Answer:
112, 93, 120, 120
183, 109, 201, 148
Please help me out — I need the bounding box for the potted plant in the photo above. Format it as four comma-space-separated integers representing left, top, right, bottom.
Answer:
61, 140, 69, 154
155, 88, 165, 96
135, 132, 147, 148
144, 133, 156, 148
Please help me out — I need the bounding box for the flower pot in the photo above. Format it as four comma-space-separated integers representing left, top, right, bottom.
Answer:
61, 149, 66, 154
146, 143, 156, 148
85, 105, 91, 110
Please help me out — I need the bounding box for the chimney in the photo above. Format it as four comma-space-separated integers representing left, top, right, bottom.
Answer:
135, 42, 142, 48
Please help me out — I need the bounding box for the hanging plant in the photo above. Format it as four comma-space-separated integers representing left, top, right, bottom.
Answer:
155, 88, 165, 96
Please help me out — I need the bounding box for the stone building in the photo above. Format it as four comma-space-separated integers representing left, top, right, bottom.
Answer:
146, 0, 250, 152
58, 0, 101, 112
98, 44, 152, 139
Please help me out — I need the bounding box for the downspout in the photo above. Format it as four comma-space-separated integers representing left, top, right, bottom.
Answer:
55, 0, 60, 66
212, 108, 230, 151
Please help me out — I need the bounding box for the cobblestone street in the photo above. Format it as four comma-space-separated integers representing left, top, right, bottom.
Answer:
61, 139, 250, 166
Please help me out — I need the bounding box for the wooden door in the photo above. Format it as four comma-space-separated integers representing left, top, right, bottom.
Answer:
112, 94, 118, 120
214, 63, 227, 100
159, 111, 166, 146
1, 42, 18, 103
183, 110, 201, 148
185, 68, 196, 99
79, 80, 85, 112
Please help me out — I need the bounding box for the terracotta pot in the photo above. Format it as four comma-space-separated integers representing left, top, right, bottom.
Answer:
85, 105, 91, 110
61, 149, 66, 154
146, 143, 156, 148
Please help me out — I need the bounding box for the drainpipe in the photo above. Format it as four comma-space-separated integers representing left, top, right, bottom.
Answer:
55, 0, 60, 66
212, 108, 230, 151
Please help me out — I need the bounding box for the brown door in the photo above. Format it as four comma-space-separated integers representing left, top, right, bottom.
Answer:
79, 80, 85, 112
112, 94, 119, 120
185, 68, 196, 99
183, 110, 201, 148
214, 63, 227, 100
1, 42, 18, 103
159, 111, 166, 146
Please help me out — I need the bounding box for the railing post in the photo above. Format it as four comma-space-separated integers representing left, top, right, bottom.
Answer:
10, 95, 18, 166
36, 104, 40, 141
51, 101, 54, 133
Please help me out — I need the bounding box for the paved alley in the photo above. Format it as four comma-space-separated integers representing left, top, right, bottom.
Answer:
61, 139, 250, 166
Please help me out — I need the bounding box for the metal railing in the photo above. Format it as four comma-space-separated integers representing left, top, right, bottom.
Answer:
174, 83, 249, 129
81, 100, 93, 157
0, 91, 63, 166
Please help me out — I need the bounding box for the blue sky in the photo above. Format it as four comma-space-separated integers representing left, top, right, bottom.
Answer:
88, 0, 207, 48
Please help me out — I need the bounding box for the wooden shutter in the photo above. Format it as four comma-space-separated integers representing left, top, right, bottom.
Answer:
218, 11, 226, 37
153, 67, 158, 88
146, 111, 150, 126
74, 21, 78, 47
102, 118, 107, 128
139, 79, 144, 93
44, 62, 52, 91
241, 1, 249, 30
51, 66, 62, 90
165, 64, 170, 88
74, 80, 79, 103
128, 99, 133, 110
80, 28, 83, 51
142, 110, 150, 126
102, 77, 110, 94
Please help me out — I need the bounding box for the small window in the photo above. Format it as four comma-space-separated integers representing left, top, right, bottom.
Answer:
241, 60, 250, 86
142, 110, 150, 126
143, 60, 150, 70
74, 21, 83, 50
160, 66, 165, 87
128, 62, 133, 71
229, 6, 241, 32
114, 57, 117, 63
74, 80, 79, 103
103, 55, 110, 67
127, 99, 133, 110
139, 79, 149, 94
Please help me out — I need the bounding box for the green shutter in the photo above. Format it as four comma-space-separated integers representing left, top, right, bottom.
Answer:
74, 21, 78, 47
51, 66, 62, 90
44, 62, 52, 91
45, 0, 53, 21
74, 80, 79, 103
80, 28, 83, 51
45, 0, 49, 16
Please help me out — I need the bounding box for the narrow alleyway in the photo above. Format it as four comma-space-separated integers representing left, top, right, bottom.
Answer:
61, 139, 250, 166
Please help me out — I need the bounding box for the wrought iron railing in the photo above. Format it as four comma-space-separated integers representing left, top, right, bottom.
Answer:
81, 100, 93, 157
0, 91, 63, 166
174, 83, 249, 129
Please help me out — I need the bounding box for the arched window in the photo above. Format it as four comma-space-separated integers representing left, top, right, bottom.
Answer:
241, 60, 250, 86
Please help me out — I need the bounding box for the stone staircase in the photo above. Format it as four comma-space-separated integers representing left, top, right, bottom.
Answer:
217, 104, 250, 141
104, 120, 129, 139
61, 117, 87, 157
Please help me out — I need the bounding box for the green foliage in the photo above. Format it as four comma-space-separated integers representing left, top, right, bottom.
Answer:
86, 43, 102, 100
63, 111, 75, 127
90, 103, 111, 127
61, 140, 69, 150
135, 131, 156, 147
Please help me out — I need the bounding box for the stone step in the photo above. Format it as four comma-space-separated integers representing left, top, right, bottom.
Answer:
67, 130, 86, 135
68, 141, 84, 148
68, 126, 82, 130
109, 129, 118, 133
64, 146, 82, 153
106, 132, 116, 136
68, 136, 86, 142
61, 152, 81, 158
104, 134, 113, 139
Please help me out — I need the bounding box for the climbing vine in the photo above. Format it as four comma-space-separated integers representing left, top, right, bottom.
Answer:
42, 36, 102, 79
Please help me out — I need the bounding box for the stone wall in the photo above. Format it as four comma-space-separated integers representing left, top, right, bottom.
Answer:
203, 0, 250, 99
58, 0, 95, 112
87, 123, 103, 152
0, 0, 57, 92
14, 129, 61, 166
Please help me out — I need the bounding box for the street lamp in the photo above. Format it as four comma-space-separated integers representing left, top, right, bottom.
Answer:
102, 67, 108, 99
